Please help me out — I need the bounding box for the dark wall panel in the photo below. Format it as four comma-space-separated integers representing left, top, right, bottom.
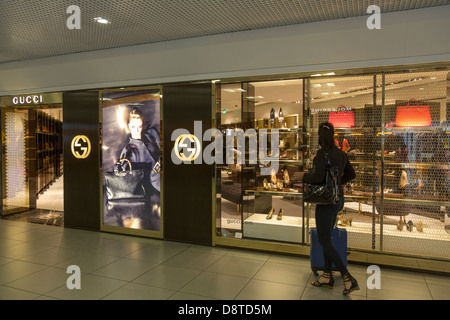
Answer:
163, 83, 212, 245
63, 91, 100, 230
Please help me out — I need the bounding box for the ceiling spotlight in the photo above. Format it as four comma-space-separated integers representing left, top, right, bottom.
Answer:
94, 17, 109, 24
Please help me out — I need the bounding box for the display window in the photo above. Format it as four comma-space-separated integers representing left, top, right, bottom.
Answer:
215, 80, 306, 243
214, 68, 450, 261
101, 87, 162, 236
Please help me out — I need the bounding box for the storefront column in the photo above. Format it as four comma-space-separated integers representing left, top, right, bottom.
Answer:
63, 90, 101, 230
163, 83, 213, 245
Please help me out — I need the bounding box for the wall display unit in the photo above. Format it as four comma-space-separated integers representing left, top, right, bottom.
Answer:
101, 88, 162, 234
36, 110, 63, 195
215, 69, 450, 261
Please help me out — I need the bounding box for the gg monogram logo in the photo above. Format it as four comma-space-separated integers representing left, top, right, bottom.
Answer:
173, 134, 201, 162
71, 135, 91, 159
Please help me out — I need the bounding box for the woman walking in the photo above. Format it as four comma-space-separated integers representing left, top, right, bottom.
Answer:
299, 122, 359, 295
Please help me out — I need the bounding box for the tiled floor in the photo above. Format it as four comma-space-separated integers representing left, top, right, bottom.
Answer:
36, 175, 64, 212
0, 218, 449, 300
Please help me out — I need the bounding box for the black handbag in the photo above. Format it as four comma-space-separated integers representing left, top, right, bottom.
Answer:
303, 152, 339, 205
105, 159, 146, 202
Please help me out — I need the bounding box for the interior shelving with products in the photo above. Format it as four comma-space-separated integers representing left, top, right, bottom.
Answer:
36, 109, 63, 195
242, 125, 308, 243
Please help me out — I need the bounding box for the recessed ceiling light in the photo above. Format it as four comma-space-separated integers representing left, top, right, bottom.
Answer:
313, 84, 322, 88
94, 17, 109, 24
327, 83, 335, 87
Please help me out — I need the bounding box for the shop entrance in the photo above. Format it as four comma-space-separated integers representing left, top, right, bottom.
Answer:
1, 104, 63, 226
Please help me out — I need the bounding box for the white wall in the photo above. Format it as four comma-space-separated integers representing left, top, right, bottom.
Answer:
0, 6, 449, 95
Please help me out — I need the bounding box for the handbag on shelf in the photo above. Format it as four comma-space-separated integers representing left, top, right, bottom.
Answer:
303, 151, 339, 205
395, 99, 431, 127
105, 158, 146, 202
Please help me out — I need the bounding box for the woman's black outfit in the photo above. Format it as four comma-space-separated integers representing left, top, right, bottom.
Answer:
303, 145, 356, 275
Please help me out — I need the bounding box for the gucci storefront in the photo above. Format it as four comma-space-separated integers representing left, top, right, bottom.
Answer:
1, 63, 449, 273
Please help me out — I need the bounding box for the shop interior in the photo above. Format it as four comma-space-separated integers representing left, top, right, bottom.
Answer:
1, 106, 63, 226
215, 70, 450, 260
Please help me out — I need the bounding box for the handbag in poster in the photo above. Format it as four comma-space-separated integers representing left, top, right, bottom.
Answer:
105, 158, 146, 202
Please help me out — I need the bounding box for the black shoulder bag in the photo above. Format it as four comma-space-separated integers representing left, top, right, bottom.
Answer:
303, 151, 339, 205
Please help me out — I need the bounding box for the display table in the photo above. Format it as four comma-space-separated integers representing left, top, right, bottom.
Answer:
243, 213, 303, 243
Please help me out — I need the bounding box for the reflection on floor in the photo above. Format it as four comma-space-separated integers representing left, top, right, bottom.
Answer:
2, 209, 63, 226
2, 175, 64, 227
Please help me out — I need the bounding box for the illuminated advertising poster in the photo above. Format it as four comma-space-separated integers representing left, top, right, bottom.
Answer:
102, 89, 161, 231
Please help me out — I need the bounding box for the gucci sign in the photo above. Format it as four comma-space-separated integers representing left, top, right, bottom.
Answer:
12, 95, 43, 105
71, 135, 91, 159
173, 134, 201, 162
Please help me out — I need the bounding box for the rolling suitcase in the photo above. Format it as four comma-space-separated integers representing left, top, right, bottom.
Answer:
310, 227, 348, 276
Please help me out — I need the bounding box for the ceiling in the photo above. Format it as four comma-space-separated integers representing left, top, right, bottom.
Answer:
0, 0, 449, 64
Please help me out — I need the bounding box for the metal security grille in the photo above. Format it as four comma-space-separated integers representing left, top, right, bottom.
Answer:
307, 71, 450, 259
307, 75, 380, 252
380, 70, 450, 258
0, 0, 448, 63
